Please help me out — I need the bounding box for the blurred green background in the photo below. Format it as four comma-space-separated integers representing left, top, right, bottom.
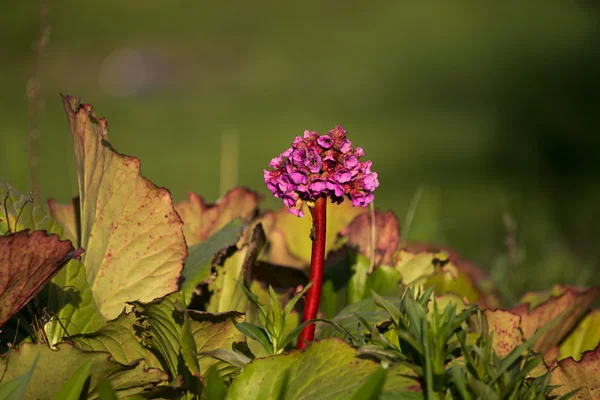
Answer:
1, 1, 599, 302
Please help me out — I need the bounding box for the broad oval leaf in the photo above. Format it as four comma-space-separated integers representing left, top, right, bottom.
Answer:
61, 94, 187, 319
226, 339, 421, 400
0, 343, 167, 400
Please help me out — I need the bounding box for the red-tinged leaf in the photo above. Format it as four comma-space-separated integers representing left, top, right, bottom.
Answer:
512, 286, 599, 355
0, 230, 82, 328
175, 187, 262, 246
338, 210, 400, 267
483, 309, 523, 358
61, 94, 187, 320
549, 344, 600, 399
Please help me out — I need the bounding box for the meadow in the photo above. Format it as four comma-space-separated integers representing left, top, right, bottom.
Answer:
1, 1, 599, 299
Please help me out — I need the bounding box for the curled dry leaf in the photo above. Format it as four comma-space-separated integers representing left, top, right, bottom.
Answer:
61, 94, 187, 320
175, 187, 262, 246
0, 230, 82, 328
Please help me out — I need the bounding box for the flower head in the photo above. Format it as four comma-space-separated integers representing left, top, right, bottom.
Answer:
264, 125, 379, 217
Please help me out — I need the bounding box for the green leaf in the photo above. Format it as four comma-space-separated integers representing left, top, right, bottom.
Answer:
189, 310, 246, 379
0, 343, 167, 399
0, 179, 62, 235
52, 359, 92, 400
44, 259, 105, 345
278, 320, 315, 350
350, 367, 387, 400
0, 230, 81, 329
371, 290, 402, 326
95, 380, 118, 400
134, 293, 182, 378
272, 368, 290, 400
204, 366, 227, 400
348, 254, 402, 304
70, 310, 161, 368
199, 349, 252, 370
207, 224, 265, 313
283, 281, 313, 318
226, 339, 420, 399
0, 355, 37, 400
180, 219, 245, 305
559, 310, 600, 361
180, 308, 202, 395
235, 323, 272, 355
318, 296, 401, 340
61, 95, 187, 320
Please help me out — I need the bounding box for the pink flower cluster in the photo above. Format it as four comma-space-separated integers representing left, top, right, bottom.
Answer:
264, 125, 379, 217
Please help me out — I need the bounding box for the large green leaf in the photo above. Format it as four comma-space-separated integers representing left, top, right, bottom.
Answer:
180, 219, 245, 305
61, 94, 187, 320
52, 360, 92, 400
207, 224, 265, 313
559, 310, 600, 362
175, 188, 261, 247
70, 310, 162, 368
0, 230, 81, 328
0, 179, 62, 236
189, 311, 246, 379
0, 355, 37, 400
134, 293, 182, 379
0, 343, 167, 400
226, 339, 421, 399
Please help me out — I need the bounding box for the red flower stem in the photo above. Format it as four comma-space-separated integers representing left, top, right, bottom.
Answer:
298, 196, 327, 349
